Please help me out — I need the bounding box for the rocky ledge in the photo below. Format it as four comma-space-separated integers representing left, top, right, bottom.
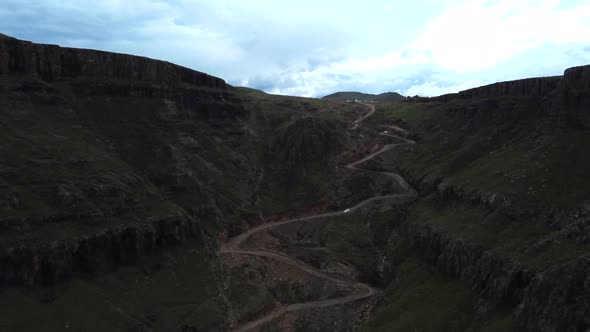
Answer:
0, 214, 211, 287
409, 65, 590, 130
514, 256, 590, 332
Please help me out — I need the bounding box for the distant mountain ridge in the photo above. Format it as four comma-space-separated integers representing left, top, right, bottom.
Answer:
322, 91, 405, 102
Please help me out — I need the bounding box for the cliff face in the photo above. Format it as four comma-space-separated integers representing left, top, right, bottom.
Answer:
0, 35, 252, 290
563, 65, 590, 129
365, 64, 590, 331
0, 34, 227, 89
409, 222, 530, 304
458, 77, 562, 99
514, 256, 590, 332
0, 214, 210, 287
411, 65, 590, 130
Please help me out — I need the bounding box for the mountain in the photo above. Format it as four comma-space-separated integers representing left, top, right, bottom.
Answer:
322, 91, 406, 102
0, 34, 363, 331
1, 34, 590, 332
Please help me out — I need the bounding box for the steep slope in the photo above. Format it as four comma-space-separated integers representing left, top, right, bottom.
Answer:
359, 65, 590, 332
3, 33, 590, 332
0, 35, 360, 331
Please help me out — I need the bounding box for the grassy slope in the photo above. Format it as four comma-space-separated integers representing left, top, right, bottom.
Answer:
373, 100, 590, 208
321, 208, 515, 332
0, 82, 255, 242
0, 79, 361, 330
0, 247, 222, 332
239, 88, 361, 215
324, 214, 379, 281
0, 81, 359, 238
356, 99, 590, 330
409, 196, 589, 269
362, 258, 477, 332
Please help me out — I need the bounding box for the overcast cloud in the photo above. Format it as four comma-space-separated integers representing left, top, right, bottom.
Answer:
1, 0, 589, 97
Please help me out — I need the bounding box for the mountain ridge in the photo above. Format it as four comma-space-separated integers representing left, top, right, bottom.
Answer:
322, 91, 406, 102
0, 34, 227, 89
1, 33, 590, 332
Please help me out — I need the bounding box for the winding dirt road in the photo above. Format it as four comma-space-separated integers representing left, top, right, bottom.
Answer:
220, 104, 416, 332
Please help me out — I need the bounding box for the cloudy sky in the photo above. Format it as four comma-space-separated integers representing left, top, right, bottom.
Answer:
1, 0, 589, 97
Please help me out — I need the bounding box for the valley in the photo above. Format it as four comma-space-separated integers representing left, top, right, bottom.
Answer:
0, 34, 589, 332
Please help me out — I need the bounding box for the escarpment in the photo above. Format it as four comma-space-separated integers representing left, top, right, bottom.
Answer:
0, 34, 227, 89
458, 76, 562, 99
0, 35, 252, 289
0, 214, 210, 287
360, 64, 590, 332
513, 256, 590, 332
2, 33, 590, 332
562, 65, 590, 129
462, 66, 590, 129
411, 65, 590, 130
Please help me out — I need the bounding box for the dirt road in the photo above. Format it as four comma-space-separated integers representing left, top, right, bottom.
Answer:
221, 103, 416, 332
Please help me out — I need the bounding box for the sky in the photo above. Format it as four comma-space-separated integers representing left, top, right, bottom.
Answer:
1, 0, 589, 97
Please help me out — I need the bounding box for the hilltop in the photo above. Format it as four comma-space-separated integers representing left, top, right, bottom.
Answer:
322, 91, 406, 102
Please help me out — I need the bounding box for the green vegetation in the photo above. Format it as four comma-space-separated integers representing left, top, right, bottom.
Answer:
226, 262, 277, 324
448, 131, 590, 207
0, 247, 222, 332
0, 78, 361, 242
365, 101, 437, 126
243, 93, 355, 215
407, 196, 590, 269
466, 307, 513, 332
362, 258, 476, 332
5, 41, 588, 332
372, 98, 590, 208
0, 75, 363, 331
324, 214, 379, 281
270, 280, 307, 304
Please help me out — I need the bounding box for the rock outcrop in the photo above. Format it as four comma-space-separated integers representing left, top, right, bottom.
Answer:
0, 34, 227, 89
409, 65, 590, 130
408, 222, 531, 304
562, 65, 590, 129
0, 35, 246, 289
0, 214, 211, 287
513, 256, 590, 332
275, 117, 347, 166
458, 77, 561, 99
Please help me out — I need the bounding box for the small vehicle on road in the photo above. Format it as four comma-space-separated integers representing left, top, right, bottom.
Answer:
343, 209, 350, 213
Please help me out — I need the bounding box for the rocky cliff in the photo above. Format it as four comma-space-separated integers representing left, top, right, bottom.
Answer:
409, 65, 590, 130
0, 33, 227, 89
0, 35, 250, 291
459, 66, 590, 129
513, 256, 590, 332
361, 64, 590, 331
458, 76, 561, 99
562, 65, 590, 129
0, 214, 209, 287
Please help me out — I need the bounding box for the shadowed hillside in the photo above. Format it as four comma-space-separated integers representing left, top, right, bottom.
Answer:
360, 65, 590, 332
0, 35, 361, 331
1, 34, 590, 332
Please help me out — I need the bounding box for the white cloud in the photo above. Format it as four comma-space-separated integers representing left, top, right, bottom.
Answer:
1, 0, 589, 97
409, 0, 590, 71
401, 79, 488, 97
